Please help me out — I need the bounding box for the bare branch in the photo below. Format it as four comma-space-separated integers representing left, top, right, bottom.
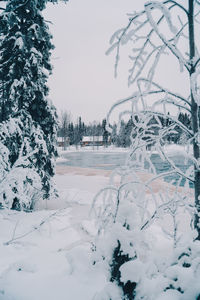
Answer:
164, 0, 188, 15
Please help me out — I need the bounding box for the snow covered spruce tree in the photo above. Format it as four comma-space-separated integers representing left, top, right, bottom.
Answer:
93, 1, 200, 299
0, 0, 65, 210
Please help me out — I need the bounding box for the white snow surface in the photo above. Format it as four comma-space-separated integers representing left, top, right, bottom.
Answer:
0, 146, 198, 299
0, 166, 110, 300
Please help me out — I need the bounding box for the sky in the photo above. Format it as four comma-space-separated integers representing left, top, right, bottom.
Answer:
44, 0, 189, 124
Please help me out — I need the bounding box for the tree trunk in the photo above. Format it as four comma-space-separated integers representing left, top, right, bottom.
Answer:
64, 136, 67, 150
188, 0, 200, 239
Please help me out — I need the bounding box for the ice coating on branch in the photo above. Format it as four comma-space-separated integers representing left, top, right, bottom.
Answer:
109, 28, 125, 45
145, 1, 178, 34
191, 70, 200, 105
145, 2, 188, 71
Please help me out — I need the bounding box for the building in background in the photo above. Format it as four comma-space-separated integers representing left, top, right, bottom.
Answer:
57, 136, 70, 148
81, 136, 111, 147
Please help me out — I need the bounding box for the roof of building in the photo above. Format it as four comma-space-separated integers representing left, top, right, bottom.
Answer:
82, 136, 103, 142
57, 137, 70, 142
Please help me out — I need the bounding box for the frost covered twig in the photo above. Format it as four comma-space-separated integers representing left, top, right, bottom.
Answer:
4, 208, 68, 245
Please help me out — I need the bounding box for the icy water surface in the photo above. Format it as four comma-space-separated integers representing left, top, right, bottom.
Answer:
58, 151, 127, 170
58, 151, 193, 187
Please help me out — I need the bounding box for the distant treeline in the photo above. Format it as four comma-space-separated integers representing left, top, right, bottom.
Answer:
58, 116, 109, 146
58, 112, 191, 147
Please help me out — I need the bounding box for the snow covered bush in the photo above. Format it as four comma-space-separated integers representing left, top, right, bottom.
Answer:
92, 169, 200, 299
118, 240, 200, 299
93, 188, 151, 299
0, 111, 56, 210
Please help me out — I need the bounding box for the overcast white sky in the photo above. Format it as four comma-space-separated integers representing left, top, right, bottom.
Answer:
45, 0, 189, 124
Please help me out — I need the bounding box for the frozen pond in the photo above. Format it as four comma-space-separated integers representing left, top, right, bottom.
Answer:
57, 151, 193, 187
57, 151, 127, 170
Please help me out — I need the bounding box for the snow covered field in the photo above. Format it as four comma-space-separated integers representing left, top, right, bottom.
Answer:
0, 167, 110, 300
0, 146, 197, 300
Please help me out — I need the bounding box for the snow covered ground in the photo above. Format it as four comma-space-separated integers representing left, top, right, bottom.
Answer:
0, 145, 196, 300
0, 168, 110, 300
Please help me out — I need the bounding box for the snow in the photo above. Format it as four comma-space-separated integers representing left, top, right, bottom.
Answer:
14, 36, 24, 50
0, 163, 109, 299
0, 147, 199, 299
82, 136, 104, 142
155, 290, 182, 300
120, 260, 145, 283
56, 156, 69, 164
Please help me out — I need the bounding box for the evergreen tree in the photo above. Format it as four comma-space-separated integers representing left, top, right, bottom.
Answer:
102, 119, 109, 147
0, 0, 58, 209
68, 122, 74, 145
111, 123, 118, 146
59, 110, 71, 149
74, 123, 80, 147
124, 117, 134, 147
78, 116, 84, 141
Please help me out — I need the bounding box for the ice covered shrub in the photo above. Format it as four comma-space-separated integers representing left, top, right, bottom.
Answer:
92, 1, 200, 297
105, 0, 200, 237
92, 107, 198, 298
92, 168, 200, 299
